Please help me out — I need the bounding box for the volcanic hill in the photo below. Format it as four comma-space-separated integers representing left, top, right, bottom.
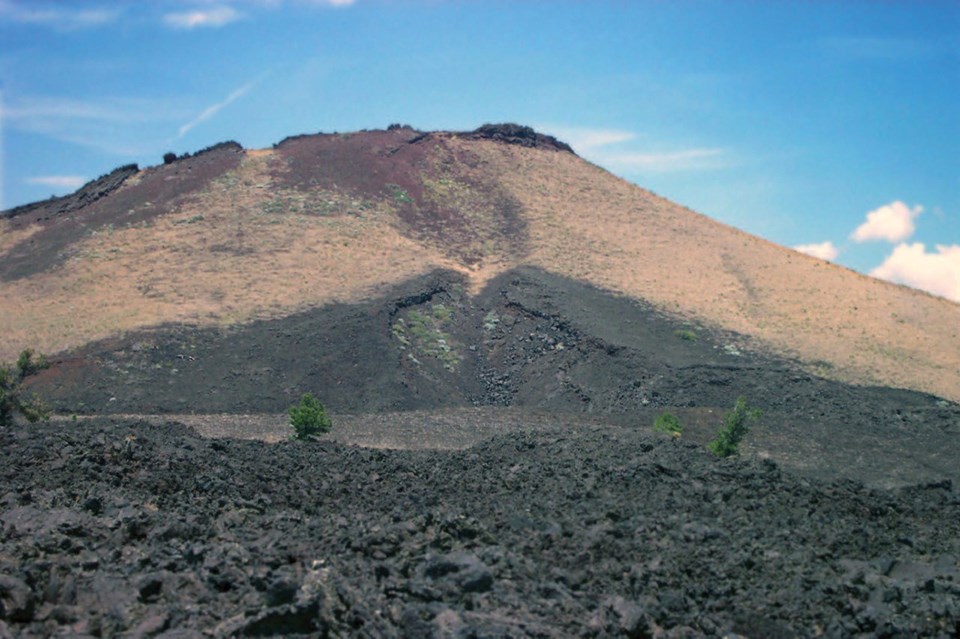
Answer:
1, 125, 959, 637
2, 124, 958, 404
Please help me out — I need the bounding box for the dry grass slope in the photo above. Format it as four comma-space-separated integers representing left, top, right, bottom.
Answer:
0, 147, 453, 359
1, 129, 957, 402
463, 140, 959, 402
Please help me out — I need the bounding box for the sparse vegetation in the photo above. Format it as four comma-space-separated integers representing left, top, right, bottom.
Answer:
708, 397, 762, 458
173, 214, 205, 225
385, 183, 413, 204
288, 393, 331, 440
483, 310, 500, 331
16, 348, 49, 378
391, 319, 411, 347
653, 412, 683, 437
1, 349, 51, 426
431, 303, 452, 322
391, 304, 461, 371
674, 329, 698, 342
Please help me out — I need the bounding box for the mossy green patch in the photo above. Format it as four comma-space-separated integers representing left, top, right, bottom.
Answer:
391, 304, 462, 371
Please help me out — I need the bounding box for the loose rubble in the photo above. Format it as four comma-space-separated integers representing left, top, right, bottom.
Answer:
2, 419, 958, 637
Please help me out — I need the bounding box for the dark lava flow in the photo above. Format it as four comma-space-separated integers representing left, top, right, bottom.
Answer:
2, 419, 959, 637
28, 268, 960, 489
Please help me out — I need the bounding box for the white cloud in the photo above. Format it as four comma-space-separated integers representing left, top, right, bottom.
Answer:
541, 126, 636, 152
870, 243, 960, 303
25, 176, 87, 190
794, 241, 839, 261
174, 0, 355, 7
0, 0, 119, 29
851, 201, 922, 243
541, 125, 726, 172
283, 0, 356, 5
164, 6, 242, 29
178, 81, 256, 138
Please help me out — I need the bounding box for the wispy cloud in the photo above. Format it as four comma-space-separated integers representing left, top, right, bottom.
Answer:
871, 243, 960, 303
178, 80, 257, 138
3, 96, 152, 123
851, 201, 922, 243
0, 0, 119, 30
794, 241, 839, 262
542, 126, 636, 153
820, 36, 955, 61
600, 148, 726, 172
542, 125, 727, 173
251, 0, 356, 6
164, 5, 242, 30
159, 0, 356, 29
170, 0, 356, 9
25, 175, 87, 190
3, 94, 190, 155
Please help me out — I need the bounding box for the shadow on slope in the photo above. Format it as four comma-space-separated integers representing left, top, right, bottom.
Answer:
26, 266, 960, 488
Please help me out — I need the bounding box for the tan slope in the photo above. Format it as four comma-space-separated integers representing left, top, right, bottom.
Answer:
1, 129, 957, 403
0, 149, 454, 360
451, 138, 959, 402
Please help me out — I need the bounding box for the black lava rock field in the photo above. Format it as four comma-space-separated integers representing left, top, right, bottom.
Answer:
2, 418, 959, 638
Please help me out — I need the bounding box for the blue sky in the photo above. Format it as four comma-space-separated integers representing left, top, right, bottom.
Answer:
2, 0, 958, 300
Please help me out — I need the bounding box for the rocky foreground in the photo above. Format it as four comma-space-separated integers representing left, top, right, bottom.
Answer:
1, 419, 958, 638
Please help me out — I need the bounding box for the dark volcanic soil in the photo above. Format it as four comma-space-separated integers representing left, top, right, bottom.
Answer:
2, 418, 958, 638
28, 267, 960, 489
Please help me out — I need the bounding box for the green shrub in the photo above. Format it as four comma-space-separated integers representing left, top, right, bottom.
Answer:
16, 348, 49, 378
653, 412, 683, 437
708, 397, 762, 458
288, 393, 331, 440
1, 350, 51, 427
674, 329, 698, 342
431, 303, 452, 322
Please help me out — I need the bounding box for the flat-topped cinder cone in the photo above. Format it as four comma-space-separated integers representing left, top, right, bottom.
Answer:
2, 124, 958, 402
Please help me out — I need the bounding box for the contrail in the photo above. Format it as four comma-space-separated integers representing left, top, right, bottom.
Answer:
178, 80, 255, 139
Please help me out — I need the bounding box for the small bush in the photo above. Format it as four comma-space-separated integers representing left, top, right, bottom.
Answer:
163, 152, 178, 164
674, 329, 698, 342
1, 350, 51, 427
16, 348, 49, 378
288, 393, 331, 440
653, 412, 683, 437
708, 397, 762, 458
